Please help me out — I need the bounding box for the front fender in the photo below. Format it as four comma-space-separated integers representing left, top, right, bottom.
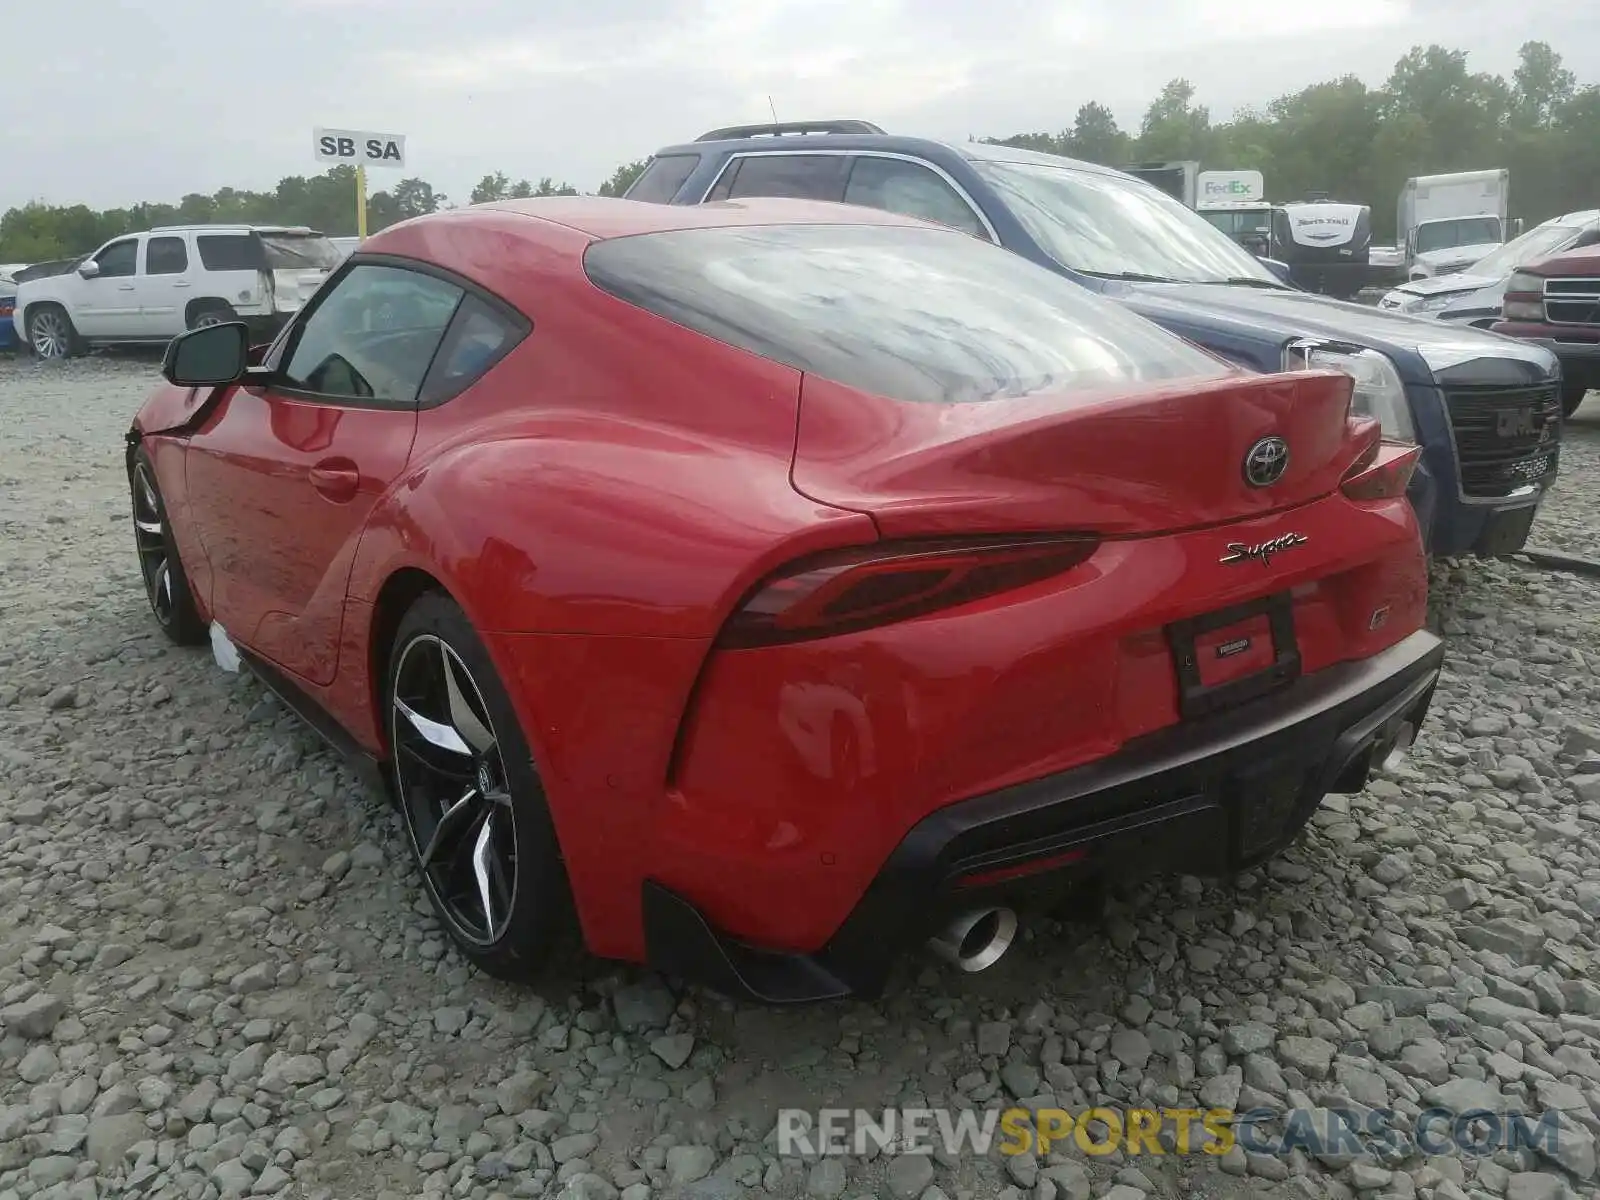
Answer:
133, 380, 216, 437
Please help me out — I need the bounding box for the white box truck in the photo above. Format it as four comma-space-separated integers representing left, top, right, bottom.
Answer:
1397, 169, 1513, 281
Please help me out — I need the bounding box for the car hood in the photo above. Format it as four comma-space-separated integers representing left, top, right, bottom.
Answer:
1415, 243, 1501, 271
1116, 280, 1559, 383
1391, 272, 1500, 300
1528, 243, 1600, 274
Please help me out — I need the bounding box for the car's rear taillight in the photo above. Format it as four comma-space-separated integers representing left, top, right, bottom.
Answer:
1341, 439, 1422, 502
717, 534, 1100, 649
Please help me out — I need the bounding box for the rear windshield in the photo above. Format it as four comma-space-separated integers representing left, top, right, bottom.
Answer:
583, 223, 1223, 404
624, 154, 700, 204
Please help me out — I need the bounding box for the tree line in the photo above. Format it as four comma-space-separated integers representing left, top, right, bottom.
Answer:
3, 40, 1595, 262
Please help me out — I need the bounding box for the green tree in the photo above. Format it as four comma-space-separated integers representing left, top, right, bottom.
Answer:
392, 177, 447, 219
1512, 40, 1576, 127
598, 160, 649, 197
1066, 102, 1128, 165
469, 172, 513, 204
1138, 79, 1211, 161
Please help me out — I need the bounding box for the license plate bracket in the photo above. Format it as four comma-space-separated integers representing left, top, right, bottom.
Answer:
1166, 592, 1301, 720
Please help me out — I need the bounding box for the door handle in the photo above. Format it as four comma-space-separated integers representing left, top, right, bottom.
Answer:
309, 460, 361, 503
118, 284, 136, 291
172, 281, 192, 288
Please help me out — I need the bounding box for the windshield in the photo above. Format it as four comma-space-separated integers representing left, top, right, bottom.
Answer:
1201, 210, 1272, 238
260, 233, 343, 270
974, 160, 1281, 286
1415, 217, 1503, 255
1465, 223, 1580, 278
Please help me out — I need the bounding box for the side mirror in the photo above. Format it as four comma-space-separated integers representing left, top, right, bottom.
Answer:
77, 260, 101, 279
1509, 218, 1524, 238
162, 322, 250, 387
1256, 256, 1293, 285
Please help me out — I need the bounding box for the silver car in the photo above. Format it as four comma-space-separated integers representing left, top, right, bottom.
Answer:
1378, 211, 1600, 324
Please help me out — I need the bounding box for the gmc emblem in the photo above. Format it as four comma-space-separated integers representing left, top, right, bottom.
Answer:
1497, 408, 1536, 438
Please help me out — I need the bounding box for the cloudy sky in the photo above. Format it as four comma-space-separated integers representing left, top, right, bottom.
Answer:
4, 0, 1596, 213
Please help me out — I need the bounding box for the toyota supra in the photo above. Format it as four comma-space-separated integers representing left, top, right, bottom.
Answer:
127, 196, 1443, 1001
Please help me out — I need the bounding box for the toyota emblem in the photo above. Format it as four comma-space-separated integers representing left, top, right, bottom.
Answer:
1243, 436, 1290, 488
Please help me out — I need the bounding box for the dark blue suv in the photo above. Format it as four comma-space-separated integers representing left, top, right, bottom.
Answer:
628, 120, 1563, 558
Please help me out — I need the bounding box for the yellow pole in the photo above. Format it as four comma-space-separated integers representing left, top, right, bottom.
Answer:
356, 164, 368, 240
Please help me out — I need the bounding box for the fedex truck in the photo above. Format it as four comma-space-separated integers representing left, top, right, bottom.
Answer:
1196, 170, 1272, 256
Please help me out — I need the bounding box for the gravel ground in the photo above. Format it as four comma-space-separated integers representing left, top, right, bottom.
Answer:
3, 353, 1600, 1200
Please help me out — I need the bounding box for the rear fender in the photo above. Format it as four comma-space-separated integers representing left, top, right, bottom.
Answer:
334, 425, 874, 959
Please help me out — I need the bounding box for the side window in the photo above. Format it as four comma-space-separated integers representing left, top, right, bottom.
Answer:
844, 158, 989, 239
418, 295, 530, 406
146, 236, 189, 275
281, 264, 463, 405
722, 155, 850, 202
94, 239, 139, 278
626, 154, 700, 204
704, 160, 742, 203
196, 235, 262, 271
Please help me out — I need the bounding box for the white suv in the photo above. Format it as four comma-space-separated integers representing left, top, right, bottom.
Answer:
12, 224, 343, 358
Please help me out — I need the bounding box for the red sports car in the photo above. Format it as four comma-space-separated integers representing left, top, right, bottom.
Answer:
129, 196, 1443, 1002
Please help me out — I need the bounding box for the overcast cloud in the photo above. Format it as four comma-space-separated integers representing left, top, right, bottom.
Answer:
3, 0, 1596, 212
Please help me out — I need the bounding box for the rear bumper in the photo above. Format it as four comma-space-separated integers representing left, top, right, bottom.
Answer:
643, 629, 1444, 1003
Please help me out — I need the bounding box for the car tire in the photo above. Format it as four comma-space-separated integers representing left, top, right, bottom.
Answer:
129, 448, 207, 646
1562, 383, 1589, 419
188, 302, 237, 330
386, 592, 574, 981
27, 304, 79, 359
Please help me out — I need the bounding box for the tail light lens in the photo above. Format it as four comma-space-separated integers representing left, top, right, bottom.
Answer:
718, 534, 1100, 649
1342, 439, 1422, 502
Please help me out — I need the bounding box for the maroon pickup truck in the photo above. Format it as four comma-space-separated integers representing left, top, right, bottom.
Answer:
1493, 243, 1600, 418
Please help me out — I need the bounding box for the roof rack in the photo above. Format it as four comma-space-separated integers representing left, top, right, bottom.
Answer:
694, 120, 886, 142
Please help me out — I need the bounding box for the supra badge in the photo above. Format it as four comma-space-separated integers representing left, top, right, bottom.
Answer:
1219, 531, 1308, 566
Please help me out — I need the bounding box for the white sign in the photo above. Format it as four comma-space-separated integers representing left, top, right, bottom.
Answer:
313, 128, 407, 169
1197, 170, 1265, 204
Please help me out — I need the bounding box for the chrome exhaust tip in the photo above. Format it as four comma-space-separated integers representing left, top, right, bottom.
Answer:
927, 907, 1018, 973
1380, 720, 1416, 773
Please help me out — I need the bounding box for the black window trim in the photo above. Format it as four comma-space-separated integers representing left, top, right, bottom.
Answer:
258, 251, 532, 412
695, 149, 999, 242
